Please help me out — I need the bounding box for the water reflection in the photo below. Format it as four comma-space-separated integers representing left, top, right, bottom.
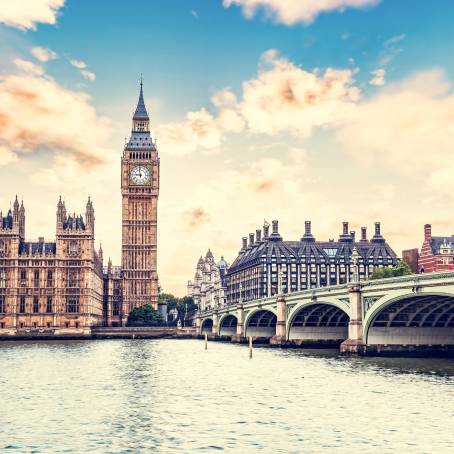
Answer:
0, 339, 453, 453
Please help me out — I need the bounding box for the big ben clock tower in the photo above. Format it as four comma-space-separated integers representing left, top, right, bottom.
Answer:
121, 81, 159, 321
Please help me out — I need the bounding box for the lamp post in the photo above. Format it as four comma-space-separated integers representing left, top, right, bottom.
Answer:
351, 246, 359, 283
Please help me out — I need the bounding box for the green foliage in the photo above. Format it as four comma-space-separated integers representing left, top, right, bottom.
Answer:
159, 291, 197, 325
127, 304, 164, 327
369, 260, 413, 280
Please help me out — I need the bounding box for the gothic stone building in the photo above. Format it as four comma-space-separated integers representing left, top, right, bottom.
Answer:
187, 250, 229, 311
226, 220, 398, 304
0, 197, 104, 333
0, 83, 159, 334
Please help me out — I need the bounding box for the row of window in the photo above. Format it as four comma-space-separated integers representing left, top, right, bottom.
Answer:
0, 296, 80, 314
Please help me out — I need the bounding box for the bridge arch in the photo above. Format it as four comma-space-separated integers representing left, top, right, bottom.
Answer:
364, 292, 454, 345
200, 318, 213, 335
287, 301, 350, 345
244, 308, 277, 338
218, 314, 237, 336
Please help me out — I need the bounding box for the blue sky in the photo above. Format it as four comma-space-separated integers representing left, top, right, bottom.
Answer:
1, 0, 454, 294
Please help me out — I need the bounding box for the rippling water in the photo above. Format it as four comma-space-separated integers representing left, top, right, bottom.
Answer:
0, 339, 453, 453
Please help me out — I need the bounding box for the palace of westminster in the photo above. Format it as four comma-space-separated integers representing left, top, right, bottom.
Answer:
0, 83, 159, 333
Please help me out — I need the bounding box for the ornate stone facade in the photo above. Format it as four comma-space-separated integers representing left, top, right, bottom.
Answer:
0, 83, 160, 335
121, 81, 160, 319
187, 250, 229, 311
0, 197, 104, 334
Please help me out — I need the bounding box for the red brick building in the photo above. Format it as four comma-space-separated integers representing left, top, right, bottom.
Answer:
403, 224, 454, 274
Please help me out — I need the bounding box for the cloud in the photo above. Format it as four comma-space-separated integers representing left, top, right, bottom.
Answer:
237, 49, 359, 137
69, 59, 87, 69
0, 0, 65, 30
31, 46, 58, 62
191, 10, 199, 18
157, 50, 359, 155
13, 58, 45, 76
336, 69, 454, 194
184, 208, 209, 228
223, 0, 380, 25
69, 59, 96, 81
0, 146, 18, 166
0, 70, 111, 168
369, 68, 385, 86
80, 69, 96, 81
380, 33, 406, 66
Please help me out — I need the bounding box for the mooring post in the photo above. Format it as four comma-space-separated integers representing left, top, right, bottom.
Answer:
205, 332, 208, 350
249, 335, 253, 358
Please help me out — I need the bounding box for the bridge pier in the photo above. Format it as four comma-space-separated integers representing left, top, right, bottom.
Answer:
231, 304, 244, 342
340, 283, 366, 355
212, 311, 219, 338
195, 314, 201, 336
270, 294, 287, 345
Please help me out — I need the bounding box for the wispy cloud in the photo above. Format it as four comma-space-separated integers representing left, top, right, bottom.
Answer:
69, 59, 87, 69
69, 59, 96, 81
223, 0, 380, 25
191, 10, 199, 18
0, 0, 65, 30
380, 33, 406, 66
369, 68, 385, 86
31, 47, 58, 62
81, 69, 96, 81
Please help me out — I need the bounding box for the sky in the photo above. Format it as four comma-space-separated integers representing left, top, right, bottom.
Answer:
1, 0, 454, 295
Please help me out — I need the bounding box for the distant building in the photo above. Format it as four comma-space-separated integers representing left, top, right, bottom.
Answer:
226, 220, 399, 304
187, 250, 229, 311
404, 224, 454, 274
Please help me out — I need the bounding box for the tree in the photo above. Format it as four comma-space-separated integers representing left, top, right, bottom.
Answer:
127, 304, 164, 327
158, 290, 197, 325
369, 260, 413, 280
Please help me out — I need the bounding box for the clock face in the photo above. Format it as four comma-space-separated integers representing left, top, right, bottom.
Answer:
130, 165, 151, 185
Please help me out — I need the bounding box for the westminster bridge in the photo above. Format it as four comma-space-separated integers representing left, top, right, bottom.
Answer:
196, 271, 454, 355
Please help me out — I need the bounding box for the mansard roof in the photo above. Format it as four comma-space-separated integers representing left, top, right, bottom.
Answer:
430, 236, 454, 254
19, 241, 56, 256
229, 237, 398, 273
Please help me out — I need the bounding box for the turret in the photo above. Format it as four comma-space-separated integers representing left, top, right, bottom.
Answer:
86, 196, 95, 232
13, 195, 19, 226
98, 243, 103, 264
56, 196, 65, 231
19, 200, 25, 239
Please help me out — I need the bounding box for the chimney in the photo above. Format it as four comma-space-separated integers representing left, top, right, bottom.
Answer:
305, 221, 311, 236
242, 237, 247, 250
256, 229, 262, 242
424, 224, 432, 241
249, 233, 255, 247
38, 237, 44, 243
272, 220, 279, 234
263, 223, 270, 239
375, 222, 381, 236
361, 227, 367, 241
343, 222, 349, 235
350, 231, 356, 243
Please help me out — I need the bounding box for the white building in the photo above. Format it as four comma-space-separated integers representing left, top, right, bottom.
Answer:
187, 250, 229, 311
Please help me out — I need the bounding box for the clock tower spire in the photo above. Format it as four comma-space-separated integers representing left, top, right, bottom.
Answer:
121, 80, 160, 321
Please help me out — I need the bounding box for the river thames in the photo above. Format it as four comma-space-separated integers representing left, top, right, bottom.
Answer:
0, 339, 453, 453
